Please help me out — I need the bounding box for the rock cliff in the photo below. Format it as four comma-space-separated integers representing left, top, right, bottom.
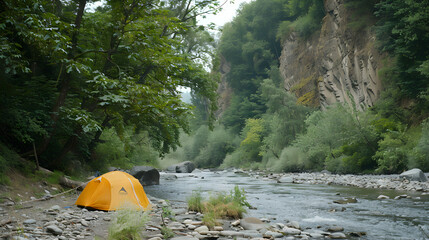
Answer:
279, 0, 383, 109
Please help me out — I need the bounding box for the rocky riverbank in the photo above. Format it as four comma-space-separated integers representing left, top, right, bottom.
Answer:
1, 192, 363, 240
1, 169, 428, 239
244, 170, 429, 193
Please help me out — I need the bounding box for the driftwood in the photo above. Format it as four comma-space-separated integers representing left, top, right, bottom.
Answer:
59, 176, 86, 190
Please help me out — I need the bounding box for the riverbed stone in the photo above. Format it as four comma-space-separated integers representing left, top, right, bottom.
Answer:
263, 230, 283, 238
282, 227, 301, 235
23, 219, 37, 225
333, 197, 357, 204
46, 225, 63, 236
400, 168, 428, 182
195, 225, 209, 235
377, 195, 390, 199
286, 221, 300, 229
240, 217, 268, 230
329, 232, 347, 239
220, 231, 244, 237
327, 226, 344, 232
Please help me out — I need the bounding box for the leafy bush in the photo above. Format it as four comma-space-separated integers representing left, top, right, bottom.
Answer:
193, 126, 236, 168
108, 208, 150, 240
374, 131, 408, 174
267, 146, 309, 172
409, 120, 429, 171
92, 128, 159, 171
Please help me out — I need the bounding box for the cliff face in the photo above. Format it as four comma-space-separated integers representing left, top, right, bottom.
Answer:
279, 0, 383, 110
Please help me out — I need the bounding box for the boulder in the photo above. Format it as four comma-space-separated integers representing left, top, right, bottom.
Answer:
130, 166, 160, 186
176, 161, 195, 173
166, 161, 195, 173
399, 168, 428, 182
277, 176, 294, 183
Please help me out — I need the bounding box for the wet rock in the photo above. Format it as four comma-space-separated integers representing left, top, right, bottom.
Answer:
277, 176, 294, 183
213, 226, 223, 231
327, 226, 344, 232
263, 230, 283, 238
286, 221, 300, 229
333, 197, 357, 204
329, 232, 347, 239
281, 227, 301, 235
130, 166, 160, 186
81, 219, 89, 227
377, 195, 390, 199
171, 236, 199, 240
231, 220, 240, 226
195, 225, 209, 235
46, 225, 63, 236
240, 217, 268, 230
162, 173, 178, 180
220, 230, 244, 237
400, 168, 428, 182
177, 161, 196, 173
394, 194, 408, 200
148, 237, 163, 240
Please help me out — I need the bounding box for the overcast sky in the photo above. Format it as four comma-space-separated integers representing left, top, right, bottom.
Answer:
197, 0, 252, 29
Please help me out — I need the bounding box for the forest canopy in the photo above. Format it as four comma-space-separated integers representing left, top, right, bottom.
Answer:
0, 0, 220, 174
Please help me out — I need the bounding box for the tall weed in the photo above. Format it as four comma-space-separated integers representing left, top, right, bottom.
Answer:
108, 208, 150, 240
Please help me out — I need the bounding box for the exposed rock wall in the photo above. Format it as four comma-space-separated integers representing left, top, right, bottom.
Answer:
279, 0, 383, 110
215, 55, 233, 118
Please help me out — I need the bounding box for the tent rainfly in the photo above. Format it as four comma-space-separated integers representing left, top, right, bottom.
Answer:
75, 171, 151, 211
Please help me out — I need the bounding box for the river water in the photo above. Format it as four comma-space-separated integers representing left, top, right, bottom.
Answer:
144, 170, 429, 239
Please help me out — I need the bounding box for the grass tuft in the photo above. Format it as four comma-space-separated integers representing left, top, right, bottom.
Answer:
187, 186, 250, 228
108, 208, 150, 240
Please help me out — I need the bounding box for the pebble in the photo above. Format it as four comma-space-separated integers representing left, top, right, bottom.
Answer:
23, 219, 37, 225
330, 232, 347, 239
46, 225, 63, 235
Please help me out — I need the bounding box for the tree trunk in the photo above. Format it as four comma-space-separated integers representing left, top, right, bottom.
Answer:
38, 0, 87, 155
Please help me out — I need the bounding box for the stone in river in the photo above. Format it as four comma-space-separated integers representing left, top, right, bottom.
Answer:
327, 226, 344, 232
333, 198, 357, 204
329, 232, 347, 239
263, 231, 284, 238
377, 195, 390, 199
282, 227, 301, 235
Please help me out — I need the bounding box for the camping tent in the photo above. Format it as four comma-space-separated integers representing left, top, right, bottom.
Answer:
75, 171, 151, 211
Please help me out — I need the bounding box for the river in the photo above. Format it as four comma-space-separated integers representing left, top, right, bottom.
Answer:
144, 170, 429, 239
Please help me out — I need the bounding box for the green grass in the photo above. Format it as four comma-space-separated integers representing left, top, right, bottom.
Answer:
108, 208, 150, 240
187, 186, 250, 228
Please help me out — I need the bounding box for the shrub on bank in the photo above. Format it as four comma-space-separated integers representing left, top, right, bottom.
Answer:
187, 186, 250, 228
108, 208, 150, 240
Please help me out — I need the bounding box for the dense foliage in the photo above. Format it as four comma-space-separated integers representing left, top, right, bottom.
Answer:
167, 0, 429, 174
1, 0, 429, 176
0, 0, 220, 174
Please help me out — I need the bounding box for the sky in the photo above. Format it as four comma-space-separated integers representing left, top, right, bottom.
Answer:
197, 0, 252, 29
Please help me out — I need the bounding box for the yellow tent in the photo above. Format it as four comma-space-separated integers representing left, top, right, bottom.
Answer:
75, 171, 151, 211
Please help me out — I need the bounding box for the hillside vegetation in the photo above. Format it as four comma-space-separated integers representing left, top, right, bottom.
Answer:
1, 0, 428, 180
167, 0, 429, 174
